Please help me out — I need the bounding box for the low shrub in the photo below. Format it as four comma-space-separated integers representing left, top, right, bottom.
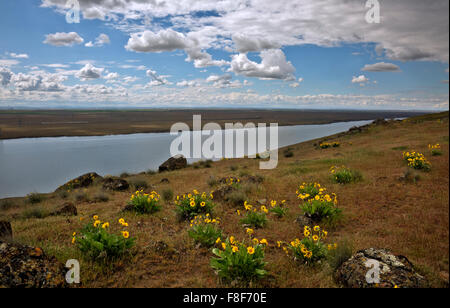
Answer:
282, 225, 337, 266
129, 178, 148, 190
128, 190, 161, 214
227, 190, 248, 207
299, 193, 341, 223
207, 176, 219, 187
211, 236, 268, 284
73, 216, 135, 261
428, 144, 442, 156
330, 166, 363, 184
27, 192, 44, 204
188, 214, 222, 247
269, 200, 288, 218
327, 239, 353, 271
283, 148, 294, 158
162, 188, 174, 202
92, 191, 109, 203
175, 190, 215, 219
239, 201, 268, 228
74, 191, 89, 203
21, 207, 50, 219
403, 151, 431, 171
320, 142, 340, 149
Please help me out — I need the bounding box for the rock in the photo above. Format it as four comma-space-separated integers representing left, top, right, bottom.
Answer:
212, 185, 237, 202
335, 248, 427, 288
121, 204, 134, 213
56, 173, 102, 191
0, 221, 13, 240
243, 175, 264, 184
257, 199, 267, 206
51, 202, 77, 216
160, 178, 170, 184
295, 215, 315, 229
158, 155, 187, 172
102, 177, 129, 191
0, 241, 68, 288
372, 118, 388, 126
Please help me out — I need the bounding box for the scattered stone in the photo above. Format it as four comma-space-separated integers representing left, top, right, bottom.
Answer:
121, 204, 134, 213
158, 155, 187, 172
0, 221, 13, 240
160, 178, 170, 184
102, 177, 129, 191
56, 172, 102, 191
335, 248, 427, 288
295, 215, 315, 229
51, 202, 77, 217
0, 241, 68, 288
212, 185, 237, 202
257, 199, 267, 206
243, 175, 264, 184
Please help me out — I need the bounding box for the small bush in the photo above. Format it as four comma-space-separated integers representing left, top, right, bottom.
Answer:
327, 239, 353, 271
0, 200, 14, 211
207, 176, 219, 187
188, 215, 222, 247
299, 193, 341, 223
283, 148, 294, 158
74, 191, 89, 203
21, 207, 49, 219
428, 144, 442, 156
211, 237, 268, 284
27, 193, 44, 204
73, 216, 135, 261
227, 190, 248, 207
120, 172, 130, 178
128, 190, 161, 214
230, 165, 238, 171
57, 190, 69, 199
129, 178, 148, 190
92, 191, 109, 203
296, 182, 323, 201
269, 200, 288, 218
403, 151, 431, 171
330, 166, 363, 184
320, 142, 340, 149
175, 190, 215, 219
402, 169, 421, 184
283, 225, 337, 266
146, 169, 157, 175
162, 188, 174, 202
239, 201, 268, 228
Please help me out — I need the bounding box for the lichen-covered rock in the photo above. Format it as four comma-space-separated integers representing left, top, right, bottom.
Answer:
102, 177, 129, 191
0, 241, 68, 288
56, 172, 102, 191
51, 202, 77, 216
0, 221, 12, 240
159, 155, 187, 172
335, 248, 427, 288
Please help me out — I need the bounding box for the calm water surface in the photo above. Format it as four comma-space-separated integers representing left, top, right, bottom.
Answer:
0, 120, 372, 198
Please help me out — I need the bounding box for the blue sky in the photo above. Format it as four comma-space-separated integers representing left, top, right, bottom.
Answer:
0, 0, 448, 110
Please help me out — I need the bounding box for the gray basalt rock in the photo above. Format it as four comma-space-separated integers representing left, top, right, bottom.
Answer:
56, 172, 102, 191
335, 248, 427, 288
51, 202, 77, 216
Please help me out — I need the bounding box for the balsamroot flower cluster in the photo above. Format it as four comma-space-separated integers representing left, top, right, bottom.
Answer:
403, 151, 431, 171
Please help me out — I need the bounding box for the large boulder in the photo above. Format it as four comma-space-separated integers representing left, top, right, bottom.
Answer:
102, 177, 129, 191
0, 241, 68, 288
0, 221, 12, 240
335, 248, 427, 288
159, 155, 187, 172
51, 202, 77, 216
56, 172, 102, 191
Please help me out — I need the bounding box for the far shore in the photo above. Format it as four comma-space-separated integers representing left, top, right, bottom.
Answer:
0, 109, 428, 140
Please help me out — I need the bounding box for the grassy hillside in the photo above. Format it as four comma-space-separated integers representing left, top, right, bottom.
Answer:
1, 112, 448, 288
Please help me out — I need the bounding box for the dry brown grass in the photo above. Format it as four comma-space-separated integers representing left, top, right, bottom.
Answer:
0, 114, 448, 288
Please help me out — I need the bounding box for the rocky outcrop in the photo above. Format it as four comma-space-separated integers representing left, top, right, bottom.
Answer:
158, 155, 187, 172
102, 177, 129, 191
51, 202, 77, 216
56, 172, 102, 191
0, 221, 12, 240
212, 185, 237, 202
0, 241, 68, 288
335, 248, 427, 288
